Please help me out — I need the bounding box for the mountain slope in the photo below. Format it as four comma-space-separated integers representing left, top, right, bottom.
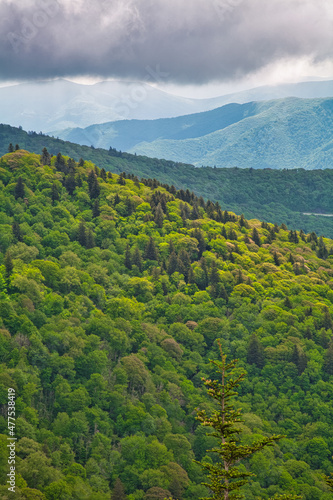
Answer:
1, 149, 333, 499
3, 123, 333, 237
2, 78, 333, 133
57, 97, 333, 170
55, 101, 260, 152
0, 79, 220, 132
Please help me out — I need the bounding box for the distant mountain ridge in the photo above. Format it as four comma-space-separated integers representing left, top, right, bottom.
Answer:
1, 78, 333, 133
2, 122, 333, 237
56, 97, 333, 170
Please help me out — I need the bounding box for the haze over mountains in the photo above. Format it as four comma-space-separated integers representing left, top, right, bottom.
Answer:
1, 78, 333, 133
57, 96, 333, 170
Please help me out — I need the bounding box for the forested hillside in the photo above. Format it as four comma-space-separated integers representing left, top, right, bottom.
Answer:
2, 124, 333, 238
0, 149, 333, 499
57, 98, 333, 170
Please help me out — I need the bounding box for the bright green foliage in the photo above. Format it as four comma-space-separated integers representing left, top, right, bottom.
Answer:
265, 496, 302, 500
196, 341, 283, 499
0, 149, 333, 499
323, 473, 333, 491
4, 123, 333, 237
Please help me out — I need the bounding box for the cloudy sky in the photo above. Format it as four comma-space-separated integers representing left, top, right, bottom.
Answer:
0, 0, 333, 97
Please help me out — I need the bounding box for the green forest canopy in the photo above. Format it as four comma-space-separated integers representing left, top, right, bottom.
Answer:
0, 149, 333, 499
2, 124, 333, 237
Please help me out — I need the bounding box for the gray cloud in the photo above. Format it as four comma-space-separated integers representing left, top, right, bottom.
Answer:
0, 0, 332, 83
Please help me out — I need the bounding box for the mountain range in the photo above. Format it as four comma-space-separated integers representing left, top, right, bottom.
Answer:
56, 97, 333, 169
2, 123, 333, 238
1, 78, 333, 133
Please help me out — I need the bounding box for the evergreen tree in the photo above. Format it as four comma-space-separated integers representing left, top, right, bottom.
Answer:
179, 249, 191, 282
41, 147, 51, 166
117, 173, 126, 185
228, 229, 237, 241
218, 283, 229, 302
154, 203, 164, 228
247, 334, 265, 368
216, 208, 224, 223
167, 252, 179, 275
239, 214, 248, 228
8, 143, 14, 153
252, 227, 261, 246
201, 258, 209, 289
236, 269, 243, 284
317, 236, 328, 259
87, 170, 95, 190
323, 342, 333, 375
193, 228, 206, 258
210, 261, 220, 286
77, 222, 86, 247
4, 251, 13, 279
76, 174, 83, 187
322, 306, 333, 330
85, 228, 95, 249
191, 204, 200, 220
55, 152, 67, 173
291, 345, 307, 375
92, 200, 100, 218
273, 251, 280, 266
144, 237, 158, 261
15, 144, 20, 151
51, 183, 60, 204
228, 252, 235, 263
133, 247, 143, 272
169, 239, 176, 255
100, 168, 107, 181
14, 176, 25, 199
114, 193, 120, 206
78, 158, 85, 167
111, 478, 127, 499
308, 231, 318, 244
125, 244, 132, 270
323, 474, 333, 492
64, 173, 76, 195
223, 210, 230, 223
284, 296, 292, 309
180, 203, 190, 221
196, 341, 283, 499
67, 158, 76, 170
187, 266, 195, 284
12, 221, 22, 242
304, 326, 313, 340
88, 171, 100, 199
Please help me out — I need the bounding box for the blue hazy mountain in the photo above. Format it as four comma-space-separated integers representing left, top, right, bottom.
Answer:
1, 78, 333, 133
56, 97, 333, 169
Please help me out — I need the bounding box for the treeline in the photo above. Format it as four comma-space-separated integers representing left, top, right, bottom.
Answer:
2, 124, 333, 237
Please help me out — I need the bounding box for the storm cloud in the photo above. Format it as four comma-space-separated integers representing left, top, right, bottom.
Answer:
0, 0, 332, 83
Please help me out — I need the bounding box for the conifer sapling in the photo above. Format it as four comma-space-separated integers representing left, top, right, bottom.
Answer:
195, 340, 284, 500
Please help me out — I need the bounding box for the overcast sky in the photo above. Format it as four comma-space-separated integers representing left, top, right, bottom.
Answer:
0, 0, 333, 97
